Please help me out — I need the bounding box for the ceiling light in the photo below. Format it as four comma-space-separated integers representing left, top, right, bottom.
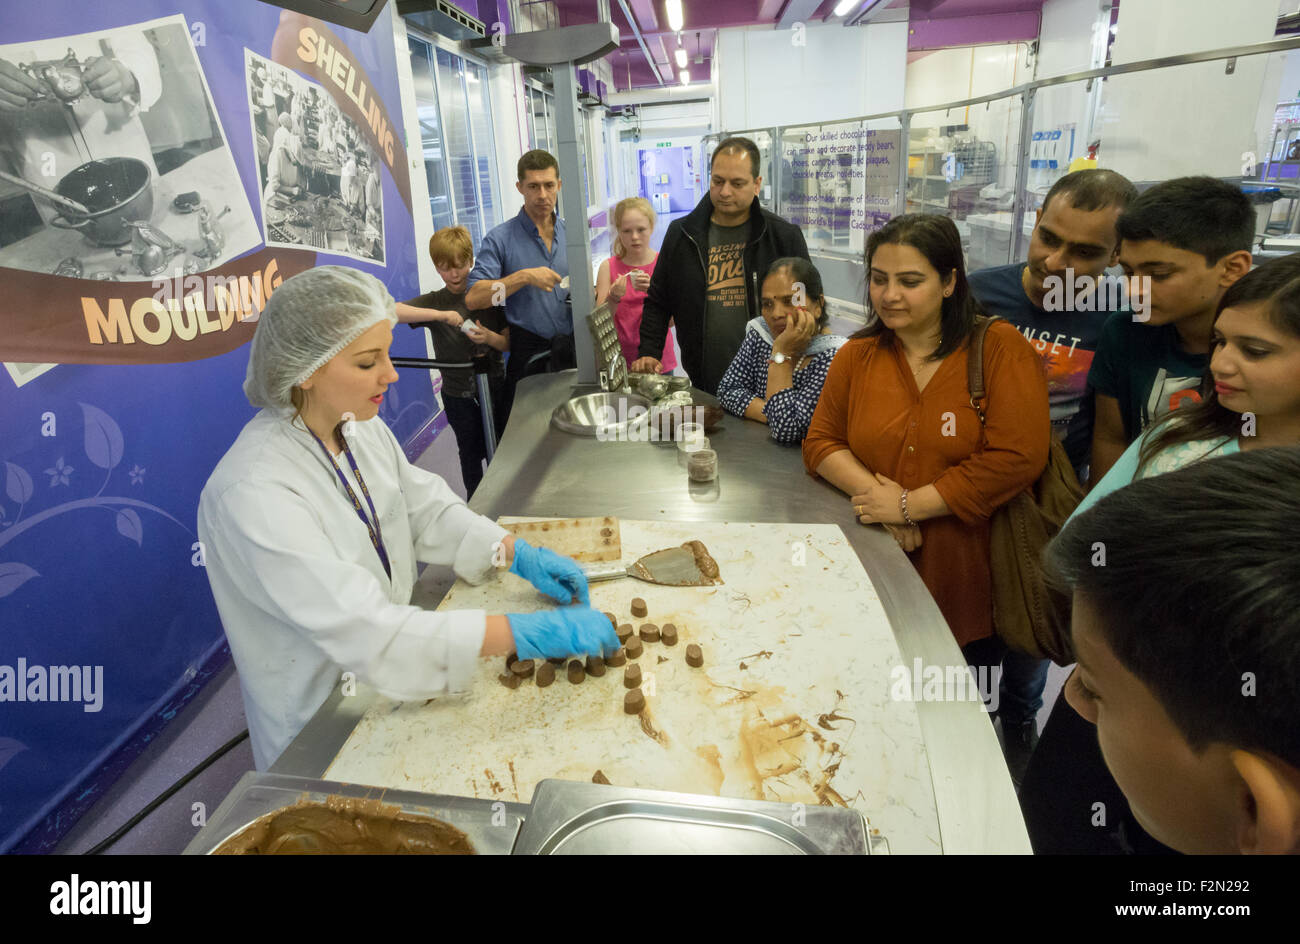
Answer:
680, 68, 690, 85
666, 0, 684, 33
675, 48, 687, 68
833, 0, 858, 15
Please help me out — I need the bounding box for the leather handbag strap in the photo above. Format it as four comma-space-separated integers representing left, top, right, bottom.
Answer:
966, 314, 999, 426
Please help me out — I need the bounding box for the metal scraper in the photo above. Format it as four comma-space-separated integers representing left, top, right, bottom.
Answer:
581, 540, 721, 587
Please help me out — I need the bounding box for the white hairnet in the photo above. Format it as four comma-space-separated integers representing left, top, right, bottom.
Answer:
243, 266, 396, 410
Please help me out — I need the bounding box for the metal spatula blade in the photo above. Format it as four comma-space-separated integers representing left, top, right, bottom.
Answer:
582, 542, 721, 587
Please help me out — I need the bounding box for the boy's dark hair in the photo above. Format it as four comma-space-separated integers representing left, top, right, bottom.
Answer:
711, 136, 761, 179
1116, 175, 1255, 264
1045, 446, 1300, 769
854, 213, 977, 360
517, 149, 559, 181
764, 256, 830, 330
1138, 252, 1300, 472
1041, 168, 1137, 219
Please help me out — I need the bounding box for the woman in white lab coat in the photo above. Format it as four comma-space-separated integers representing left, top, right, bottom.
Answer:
198, 266, 617, 769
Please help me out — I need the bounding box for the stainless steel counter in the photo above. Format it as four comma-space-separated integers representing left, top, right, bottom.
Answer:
273, 371, 1029, 853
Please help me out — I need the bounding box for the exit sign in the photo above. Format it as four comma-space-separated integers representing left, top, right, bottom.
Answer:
656, 142, 673, 147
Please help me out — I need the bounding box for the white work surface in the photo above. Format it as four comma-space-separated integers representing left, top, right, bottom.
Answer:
325, 519, 943, 853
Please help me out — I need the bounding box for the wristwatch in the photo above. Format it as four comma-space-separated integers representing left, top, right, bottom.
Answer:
769, 351, 788, 365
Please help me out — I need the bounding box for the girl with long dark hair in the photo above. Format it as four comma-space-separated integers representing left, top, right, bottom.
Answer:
1075, 251, 1300, 515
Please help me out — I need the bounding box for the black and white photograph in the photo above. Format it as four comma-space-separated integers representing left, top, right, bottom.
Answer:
245, 48, 385, 266
0, 15, 260, 282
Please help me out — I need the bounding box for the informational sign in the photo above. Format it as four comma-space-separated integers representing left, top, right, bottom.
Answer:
779, 123, 901, 253
0, 0, 427, 854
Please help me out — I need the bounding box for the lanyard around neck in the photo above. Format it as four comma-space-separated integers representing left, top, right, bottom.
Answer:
310, 427, 392, 582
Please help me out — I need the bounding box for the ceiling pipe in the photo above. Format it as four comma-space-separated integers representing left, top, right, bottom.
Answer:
616, 0, 665, 85
607, 82, 715, 105
846, 0, 907, 27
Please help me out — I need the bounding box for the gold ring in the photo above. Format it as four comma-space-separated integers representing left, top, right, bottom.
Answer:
855, 505, 863, 517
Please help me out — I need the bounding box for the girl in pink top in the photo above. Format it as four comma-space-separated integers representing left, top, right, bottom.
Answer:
596, 197, 677, 371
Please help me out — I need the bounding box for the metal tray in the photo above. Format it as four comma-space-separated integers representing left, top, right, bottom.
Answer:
512, 779, 881, 855
183, 772, 525, 855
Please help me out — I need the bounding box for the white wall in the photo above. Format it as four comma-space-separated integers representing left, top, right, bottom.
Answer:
904, 44, 1025, 114
1028, 0, 1111, 192
905, 44, 1028, 189
1101, 0, 1281, 180
388, 5, 438, 293
489, 61, 528, 220
716, 20, 907, 130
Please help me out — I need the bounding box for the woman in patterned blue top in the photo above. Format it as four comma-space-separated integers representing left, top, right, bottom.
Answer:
716, 257, 847, 444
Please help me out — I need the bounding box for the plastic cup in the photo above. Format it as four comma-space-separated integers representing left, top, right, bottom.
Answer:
676, 422, 704, 455
688, 448, 717, 482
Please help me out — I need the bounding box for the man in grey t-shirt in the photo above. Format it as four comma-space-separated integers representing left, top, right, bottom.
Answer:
701, 220, 751, 392
633, 137, 809, 395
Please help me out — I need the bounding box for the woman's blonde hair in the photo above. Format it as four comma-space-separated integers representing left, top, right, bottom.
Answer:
612, 197, 656, 259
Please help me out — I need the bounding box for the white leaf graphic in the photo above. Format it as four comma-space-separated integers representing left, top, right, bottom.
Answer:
4, 462, 33, 504
79, 402, 124, 471
115, 508, 143, 546
0, 562, 39, 599
0, 738, 27, 775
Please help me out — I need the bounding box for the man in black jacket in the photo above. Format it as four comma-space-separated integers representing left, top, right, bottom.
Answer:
632, 137, 809, 395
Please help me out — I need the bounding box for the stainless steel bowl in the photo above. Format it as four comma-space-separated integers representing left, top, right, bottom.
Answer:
551, 391, 652, 437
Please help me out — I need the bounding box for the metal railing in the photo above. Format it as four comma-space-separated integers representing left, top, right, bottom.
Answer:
391, 355, 500, 460
703, 33, 1300, 266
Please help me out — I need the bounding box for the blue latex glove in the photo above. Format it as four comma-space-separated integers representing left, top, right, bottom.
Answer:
507, 607, 620, 661
509, 538, 590, 605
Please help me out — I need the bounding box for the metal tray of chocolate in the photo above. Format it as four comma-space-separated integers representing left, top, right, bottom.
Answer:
510, 779, 883, 855
183, 772, 525, 855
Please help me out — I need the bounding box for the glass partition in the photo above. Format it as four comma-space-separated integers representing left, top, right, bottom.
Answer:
407, 37, 454, 234
688, 39, 1300, 271
777, 117, 904, 256
910, 92, 1028, 271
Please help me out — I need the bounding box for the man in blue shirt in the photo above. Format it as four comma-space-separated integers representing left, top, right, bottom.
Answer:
466, 149, 573, 422
967, 167, 1137, 787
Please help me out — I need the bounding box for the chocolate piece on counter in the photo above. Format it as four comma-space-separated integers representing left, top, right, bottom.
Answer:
586, 655, 606, 677
605, 647, 627, 667
510, 659, 535, 678
624, 689, 645, 714
567, 660, 585, 684
686, 644, 704, 668
505, 652, 518, 670
661, 624, 678, 646
535, 662, 556, 687
603, 611, 618, 630
592, 770, 611, 785
657, 656, 668, 664
624, 663, 642, 689
616, 624, 634, 644
498, 672, 521, 690
547, 657, 566, 666
631, 597, 648, 618
639, 623, 660, 642
625, 636, 643, 659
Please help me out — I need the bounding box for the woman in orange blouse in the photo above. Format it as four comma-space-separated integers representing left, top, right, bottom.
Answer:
803, 214, 1050, 664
